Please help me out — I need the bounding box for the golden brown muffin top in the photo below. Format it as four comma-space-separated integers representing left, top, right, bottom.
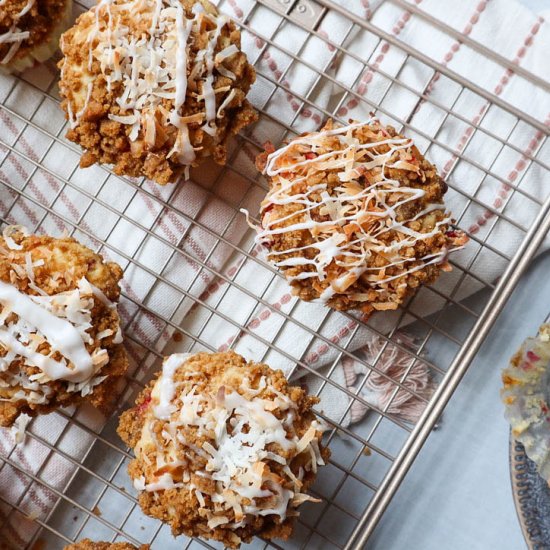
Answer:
253, 118, 468, 316
59, 0, 257, 183
0, 0, 66, 65
0, 226, 126, 425
118, 351, 329, 548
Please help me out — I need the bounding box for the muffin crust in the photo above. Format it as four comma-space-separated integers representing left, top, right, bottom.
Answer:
0, 0, 70, 71
253, 119, 468, 317
0, 226, 128, 426
59, 0, 257, 184
118, 351, 328, 548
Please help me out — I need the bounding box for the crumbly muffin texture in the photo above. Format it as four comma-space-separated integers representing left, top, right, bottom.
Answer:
254, 119, 468, 317
59, 0, 257, 184
118, 351, 328, 548
0, 226, 128, 426
65, 541, 149, 550
0, 0, 70, 72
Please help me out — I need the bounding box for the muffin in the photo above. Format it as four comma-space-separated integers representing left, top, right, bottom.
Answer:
0, 0, 72, 73
253, 118, 468, 317
0, 225, 128, 426
502, 323, 550, 481
58, 0, 257, 184
65, 541, 149, 550
118, 351, 328, 548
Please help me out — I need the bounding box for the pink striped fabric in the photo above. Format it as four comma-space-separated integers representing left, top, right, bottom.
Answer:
0, 0, 548, 546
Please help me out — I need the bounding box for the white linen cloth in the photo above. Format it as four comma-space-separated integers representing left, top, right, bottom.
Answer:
0, 0, 548, 546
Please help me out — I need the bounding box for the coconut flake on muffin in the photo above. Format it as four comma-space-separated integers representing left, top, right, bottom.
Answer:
248, 118, 468, 317
118, 351, 328, 548
59, 0, 257, 184
0, 0, 72, 73
0, 226, 128, 426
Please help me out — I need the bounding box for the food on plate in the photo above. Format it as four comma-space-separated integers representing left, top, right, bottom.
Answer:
58, 0, 257, 184
118, 351, 328, 548
502, 323, 550, 480
251, 118, 468, 317
0, 0, 72, 73
0, 225, 128, 426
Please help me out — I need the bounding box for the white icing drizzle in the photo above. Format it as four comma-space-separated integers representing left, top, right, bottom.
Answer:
249, 119, 467, 306
153, 353, 191, 419
136, 354, 324, 535
174, 7, 192, 112
0, 0, 35, 65
0, 279, 95, 382
0, 235, 124, 405
62, 0, 235, 169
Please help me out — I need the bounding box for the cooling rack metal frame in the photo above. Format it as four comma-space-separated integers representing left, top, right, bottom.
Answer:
0, 0, 549, 548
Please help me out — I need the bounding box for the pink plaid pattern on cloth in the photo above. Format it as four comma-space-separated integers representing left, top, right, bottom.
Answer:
0, 0, 549, 546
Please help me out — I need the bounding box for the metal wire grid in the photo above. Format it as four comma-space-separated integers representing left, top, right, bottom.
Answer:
0, 0, 547, 548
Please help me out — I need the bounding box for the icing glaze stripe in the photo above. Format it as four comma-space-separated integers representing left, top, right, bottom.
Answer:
252, 119, 466, 305
0, 280, 94, 382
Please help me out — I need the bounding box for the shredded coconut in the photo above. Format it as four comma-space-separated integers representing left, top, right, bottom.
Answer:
0, 243, 123, 405
0, 0, 35, 64
2, 225, 29, 251
246, 119, 468, 308
11, 412, 31, 444
136, 353, 325, 533
63, 0, 232, 169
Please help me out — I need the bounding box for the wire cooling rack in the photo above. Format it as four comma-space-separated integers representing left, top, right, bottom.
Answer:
0, 0, 549, 549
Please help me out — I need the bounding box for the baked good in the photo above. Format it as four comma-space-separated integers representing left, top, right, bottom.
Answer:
502, 323, 550, 480
64, 541, 149, 550
118, 351, 328, 548
58, 0, 257, 184
0, 225, 128, 426
0, 0, 72, 73
253, 118, 468, 317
